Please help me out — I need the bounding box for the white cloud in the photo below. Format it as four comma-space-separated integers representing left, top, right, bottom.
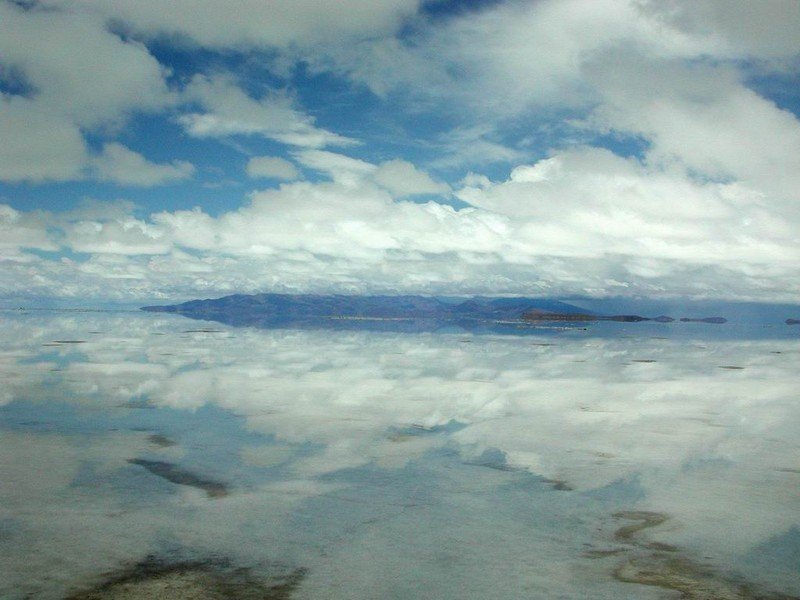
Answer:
2, 0, 799, 302
178, 74, 358, 148
91, 143, 195, 186
0, 204, 57, 253
0, 2, 171, 129
2, 147, 798, 301
60, 0, 422, 49
583, 52, 800, 201
639, 0, 800, 61
0, 1, 171, 183
65, 217, 171, 255
373, 159, 450, 197
0, 96, 88, 183
245, 156, 300, 181
293, 150, 448, 196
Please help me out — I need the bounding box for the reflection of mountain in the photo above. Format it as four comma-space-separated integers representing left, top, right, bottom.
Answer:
679, 317, 728, 324
521, 310, 651, 322
141, 294, 590, 330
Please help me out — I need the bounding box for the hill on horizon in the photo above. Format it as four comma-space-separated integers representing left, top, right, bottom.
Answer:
141, 293, 590, 322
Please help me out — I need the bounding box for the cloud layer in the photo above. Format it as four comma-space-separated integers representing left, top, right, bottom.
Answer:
1, 0, 799, 301
2, 146, 799, 301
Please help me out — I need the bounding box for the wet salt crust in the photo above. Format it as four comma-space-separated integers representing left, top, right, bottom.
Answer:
0, 311, 798, 599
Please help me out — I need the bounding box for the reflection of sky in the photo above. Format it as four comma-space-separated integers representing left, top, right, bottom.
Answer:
1, 311, 798, 598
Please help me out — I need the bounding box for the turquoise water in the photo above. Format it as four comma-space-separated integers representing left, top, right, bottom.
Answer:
1, 311, 798, 598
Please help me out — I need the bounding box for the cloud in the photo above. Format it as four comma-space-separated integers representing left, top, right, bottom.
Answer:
177, 74, 358, 148
0, 96, 88, 183
65, 217, 171, 255
2, 146, 798, 301
0, 2, 171, 129
91, 143, 195, 186
639, 0, 800, 61
245, 156, 300, 181
583, 52, 800, 201
373, 159, 450, 197
294, 150, 448, 196
61, 0, 422, 49
321, 0, 800, 117
0, 204, 56, 253
2, 0, 799, 302
0, 2, 172, 183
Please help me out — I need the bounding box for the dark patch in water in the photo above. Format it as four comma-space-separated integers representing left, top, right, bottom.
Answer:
583, 548, 626, 559
124, 400, 154, 409
52, 340, 87, 344
632, 359, 657, 363
127, 459, 228, 498
543, 478, 574, 491
147, 434, 177, 448
65, 556, 305, 600
718, 366, 745, 370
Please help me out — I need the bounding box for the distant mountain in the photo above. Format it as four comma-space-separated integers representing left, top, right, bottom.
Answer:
141, 293, 590, 324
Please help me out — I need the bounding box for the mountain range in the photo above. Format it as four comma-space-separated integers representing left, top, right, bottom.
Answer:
141, 293, 588, 324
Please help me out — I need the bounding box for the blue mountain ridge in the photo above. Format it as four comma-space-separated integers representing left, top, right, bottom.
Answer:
141, 293, 589, 323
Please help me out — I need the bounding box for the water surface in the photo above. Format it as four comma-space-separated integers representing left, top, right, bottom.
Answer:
1, 311, 798, 598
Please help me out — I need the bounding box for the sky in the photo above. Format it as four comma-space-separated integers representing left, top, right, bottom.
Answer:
1, 0, 800, 304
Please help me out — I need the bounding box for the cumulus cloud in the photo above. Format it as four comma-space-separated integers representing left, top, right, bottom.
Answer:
583, 53, 800, 201
2, 0, 799, 302
91, 143, 195, 186
2, 146, 799, 301
245, 156, 300, 181
373, 159, 450, 197
0, 204, 56, 254
57, 0, 422, 49
0, 96, 89, 183
0, 1, 172, 183
178, 74, 358, 148
294, 150, 448, 196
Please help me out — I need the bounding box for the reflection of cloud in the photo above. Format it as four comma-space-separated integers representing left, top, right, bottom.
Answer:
1, 313, 799, 596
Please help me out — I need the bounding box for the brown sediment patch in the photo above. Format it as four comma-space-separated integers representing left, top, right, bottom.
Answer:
65, 557, 306, 600
147, 434, 177, 448
613, 511, 669, 543
609, 512, 799, 599
127, 459, 228, 498
613, 554, 799, 600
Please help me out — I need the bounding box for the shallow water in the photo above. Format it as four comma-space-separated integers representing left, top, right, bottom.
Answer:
1, 311, 798, 599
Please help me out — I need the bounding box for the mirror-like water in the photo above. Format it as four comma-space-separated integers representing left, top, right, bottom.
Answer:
1, 311, 798, 599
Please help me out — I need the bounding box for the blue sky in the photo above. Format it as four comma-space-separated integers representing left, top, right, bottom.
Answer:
2, 0, 800, 303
